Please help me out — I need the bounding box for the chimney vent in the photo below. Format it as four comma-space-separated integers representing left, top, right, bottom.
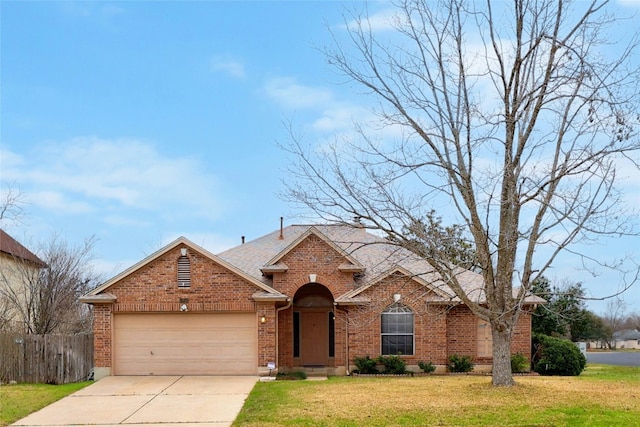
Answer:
278, 217, 284, 240
241, 236, 245, 244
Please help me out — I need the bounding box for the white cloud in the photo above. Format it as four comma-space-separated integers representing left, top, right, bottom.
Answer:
265, 76, 372, 133
617, 0, 640, 8
264, 77, 334, 109
210, 57, 246, 79
312, 105, 362, 132
58, 2, 125, 22
103, 215, 153, 228
342, 8, 399, 32
2, 137, 224, 222
30, 190, 94, 214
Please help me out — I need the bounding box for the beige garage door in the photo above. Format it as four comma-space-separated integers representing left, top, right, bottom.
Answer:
113, 313, 257, 375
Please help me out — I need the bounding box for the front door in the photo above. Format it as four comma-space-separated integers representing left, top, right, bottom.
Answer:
293, 283, 335, 367
301, 311, 328, 366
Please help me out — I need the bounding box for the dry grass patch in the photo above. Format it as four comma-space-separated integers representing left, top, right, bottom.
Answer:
234, 365, 640, 426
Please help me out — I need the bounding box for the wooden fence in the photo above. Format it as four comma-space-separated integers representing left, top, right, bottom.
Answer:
0, 333, 93, 384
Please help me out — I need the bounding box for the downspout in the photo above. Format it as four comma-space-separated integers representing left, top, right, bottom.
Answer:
345, 306, 350, 375
275, 298, 292, 372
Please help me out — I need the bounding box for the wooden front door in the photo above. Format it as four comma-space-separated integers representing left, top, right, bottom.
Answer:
300, 311, 329, 366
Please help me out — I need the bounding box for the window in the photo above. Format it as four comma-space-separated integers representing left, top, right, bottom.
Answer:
477, 319, 493, 357
177, 255, 190, 287
381, 303, 414, 355
329, 312, 335, 357
293, 312, 300, 357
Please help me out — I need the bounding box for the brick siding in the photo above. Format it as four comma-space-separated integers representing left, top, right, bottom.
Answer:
91, 237, 534, 375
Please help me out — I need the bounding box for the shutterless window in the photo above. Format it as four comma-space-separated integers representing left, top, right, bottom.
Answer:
329, 311, 335, 358
177, 255, 190, 287
381, 303, 414, 355
293, 312, 300, 357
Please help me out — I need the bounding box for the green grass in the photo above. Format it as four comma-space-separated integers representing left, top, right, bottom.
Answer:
233, 364, 640, 426
0, 382, 91, 426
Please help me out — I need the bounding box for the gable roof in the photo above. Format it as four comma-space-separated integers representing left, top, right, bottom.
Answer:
339, 265, 454, 301
261, 226, 364, 273
0, 229, 47, 267
218, 224, 543, 305
84, 236, 286, 298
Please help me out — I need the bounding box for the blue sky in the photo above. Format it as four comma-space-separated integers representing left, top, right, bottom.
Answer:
1, 1, 639, 314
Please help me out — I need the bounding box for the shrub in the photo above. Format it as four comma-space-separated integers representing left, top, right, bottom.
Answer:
353, 356, 379, 374
418, 361, 436, 373
511, 352, 530, 373
532, 333, 586, 376
447, 354, 474, 373
377, 355, 407, 374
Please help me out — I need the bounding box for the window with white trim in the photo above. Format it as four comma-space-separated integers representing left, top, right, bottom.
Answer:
177, 255, 191, 287
381, 303, 414, 355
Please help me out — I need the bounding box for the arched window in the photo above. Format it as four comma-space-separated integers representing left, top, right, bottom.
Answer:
381, 303, 414, 355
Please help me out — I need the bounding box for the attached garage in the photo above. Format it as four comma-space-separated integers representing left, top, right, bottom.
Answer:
113, 313, 258, 375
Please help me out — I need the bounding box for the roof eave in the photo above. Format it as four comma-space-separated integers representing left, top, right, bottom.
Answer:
260, 263, 289, 275
252, 292, 290, 302
338, 263, 365, 273
79, 293, 117, 304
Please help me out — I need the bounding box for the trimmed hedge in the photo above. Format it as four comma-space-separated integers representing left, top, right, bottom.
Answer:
511, 352, 530, 373
447, 354, 474, 373
353, 356, 378, 374
353, 355, 407, 374
532, 333, 586, 376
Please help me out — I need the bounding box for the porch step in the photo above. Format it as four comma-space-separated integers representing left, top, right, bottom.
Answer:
298, 366, 334, 377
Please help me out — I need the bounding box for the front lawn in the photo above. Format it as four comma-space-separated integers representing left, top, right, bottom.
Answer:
0, 382, 91, 426
234, 364, 640, 426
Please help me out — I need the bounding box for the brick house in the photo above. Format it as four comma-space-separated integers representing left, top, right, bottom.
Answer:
81, 224, 541, 379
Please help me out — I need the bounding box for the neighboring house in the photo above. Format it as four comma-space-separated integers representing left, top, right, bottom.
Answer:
81, 224, 542, 379
613, 330, 640, 350
0, 229, 47, 331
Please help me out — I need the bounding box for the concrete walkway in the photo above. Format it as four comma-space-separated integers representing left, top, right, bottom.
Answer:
12, 376, 258, 427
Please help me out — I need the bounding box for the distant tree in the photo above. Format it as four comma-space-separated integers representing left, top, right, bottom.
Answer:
401, 210, 480, 272
284, 0, 640, 386
570, 310, 609, 342
0, 234, 98, 334
531, 277, 567, 337
621, 312, 640, 331
531, 277, 597, 341
601, 299, 627, 349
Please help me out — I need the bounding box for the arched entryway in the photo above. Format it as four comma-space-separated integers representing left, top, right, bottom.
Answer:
293, 283, 335, 367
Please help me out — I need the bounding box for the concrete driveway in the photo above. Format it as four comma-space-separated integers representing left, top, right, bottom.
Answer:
12, 376, 258, 427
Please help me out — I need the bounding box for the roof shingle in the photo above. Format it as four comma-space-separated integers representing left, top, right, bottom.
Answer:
0, 229, 46, 267
217, 224, 543, 304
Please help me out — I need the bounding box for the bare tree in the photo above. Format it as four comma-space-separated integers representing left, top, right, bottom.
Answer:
0, 234, 98, 334
621, 311, 640, 331
0, 182, 27, 227
601, 299, 627, 349
284, 0, 640, 385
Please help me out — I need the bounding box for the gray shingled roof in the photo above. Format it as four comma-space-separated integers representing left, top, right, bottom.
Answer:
217, 224, 541, 304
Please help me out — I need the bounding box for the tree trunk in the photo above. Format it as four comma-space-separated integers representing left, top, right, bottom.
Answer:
491, 326, 515, 386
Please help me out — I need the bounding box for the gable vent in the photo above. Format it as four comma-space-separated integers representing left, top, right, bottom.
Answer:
177, 255, 191, 287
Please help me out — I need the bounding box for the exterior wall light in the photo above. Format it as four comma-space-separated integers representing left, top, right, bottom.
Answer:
180, 304, 188, 312
260, 316, 266, 323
